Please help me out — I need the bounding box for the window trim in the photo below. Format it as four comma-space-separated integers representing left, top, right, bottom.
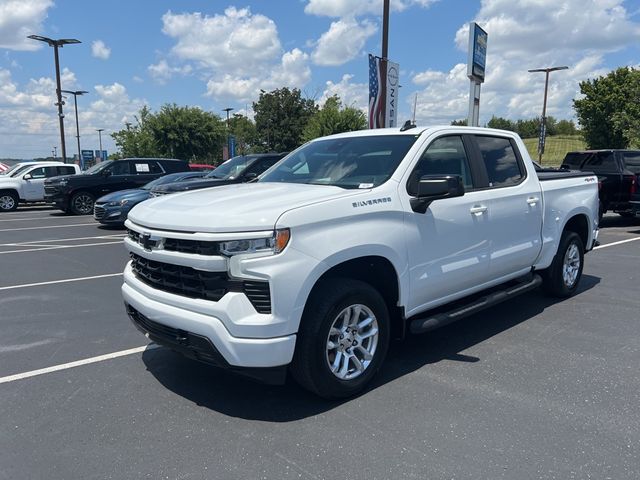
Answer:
466, 135, 528, 191
405, 134, 479, 196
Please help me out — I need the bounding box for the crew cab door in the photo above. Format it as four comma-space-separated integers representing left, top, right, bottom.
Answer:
22, 166, 59, 201
130, 160, 165, 187
403, 134, 493, 314
470, 135, 543, 279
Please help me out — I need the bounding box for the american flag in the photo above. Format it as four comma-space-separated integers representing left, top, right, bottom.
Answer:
368, 54, 383, 129
0, 162, 9, 173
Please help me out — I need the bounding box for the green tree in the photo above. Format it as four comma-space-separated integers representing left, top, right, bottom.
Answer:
573, 67, 640, 148
555, 119, 578, 136
111, 105, 226, 162
253, 88, 317, 152
487, 116, 515, 131
515, 118, 540, 138
229, 114, 258, 155
302, 95, 367, 142
450, 119, 468, 126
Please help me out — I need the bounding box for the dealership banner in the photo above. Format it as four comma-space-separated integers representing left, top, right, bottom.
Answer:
369, 54, 400, 129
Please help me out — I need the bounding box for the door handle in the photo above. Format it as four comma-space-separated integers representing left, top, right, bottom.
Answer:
469, 205, 488, 215
527, 196, 540, 206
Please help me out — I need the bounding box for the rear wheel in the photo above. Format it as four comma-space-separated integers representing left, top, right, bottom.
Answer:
291, 278, 390, 399
0, 192, 18, 212
542, 231, 584, 298
70, 191, 95, 215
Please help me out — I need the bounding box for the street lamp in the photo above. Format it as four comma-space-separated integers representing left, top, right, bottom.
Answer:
528, 65, 569, 162
96, 129, 105, 163
222, 107, 233, 160
27, 35, 81, 164
61, 89, 88, 169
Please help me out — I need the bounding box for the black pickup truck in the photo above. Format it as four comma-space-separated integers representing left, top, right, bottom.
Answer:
562, 150, 640, 219
44, 158, 189, 215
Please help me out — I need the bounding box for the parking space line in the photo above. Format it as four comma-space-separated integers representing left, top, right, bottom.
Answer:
0, 217, 67, 222
0, 273, 123, 291
594, 237, 640, 250
0, 223, 97, 232
0, 344, 160, 385
0, 234, 126, 247
0, 241, 124, 255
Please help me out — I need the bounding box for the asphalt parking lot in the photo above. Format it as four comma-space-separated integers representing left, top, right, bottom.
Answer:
1, 207, 638, 480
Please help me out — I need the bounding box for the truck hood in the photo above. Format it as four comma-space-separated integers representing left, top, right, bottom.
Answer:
96, 189, 150, 203
128, 182, 365, 233
152, 177, 233, 193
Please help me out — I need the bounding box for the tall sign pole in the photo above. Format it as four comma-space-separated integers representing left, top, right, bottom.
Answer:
467, 23, 488, 127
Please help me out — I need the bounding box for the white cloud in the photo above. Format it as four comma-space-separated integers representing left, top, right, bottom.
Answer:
161, 7, 281, 76
304, 0, 438, 17
205, 49, 311, 103
91, 40, 111, 60
405, 0, 640, 126
147, 60, 192, 84
0, 0, 53, 51
311, 18, 377, 66
319, 74, 368, 111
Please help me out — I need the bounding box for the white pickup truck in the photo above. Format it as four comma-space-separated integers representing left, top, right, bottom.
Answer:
122, 126, 599, 398
0, 162, 80, 212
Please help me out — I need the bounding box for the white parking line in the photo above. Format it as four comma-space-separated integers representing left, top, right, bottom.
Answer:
0, 344, 160, 385
0, 216, 67, 222
0, 222, 97, 232
0, 273, 123, 291
0, 234, 126, 246
0, 241, 124, 255
594, 237, 640, 250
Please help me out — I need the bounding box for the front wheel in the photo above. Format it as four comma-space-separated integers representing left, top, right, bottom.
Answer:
0, 192, 19, 212
291, 278, 390, 399
542, 231, 584, 298
70, 191, 95, 215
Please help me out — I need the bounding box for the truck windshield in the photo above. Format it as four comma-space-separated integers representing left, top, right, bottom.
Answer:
84, 161, 113, 175
259, 135, 419, 189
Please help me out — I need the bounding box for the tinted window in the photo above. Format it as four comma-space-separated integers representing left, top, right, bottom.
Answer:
57, 166, 77, 176
408, 136, 473, 196
44, 166, 60, 178
562, 152, 589, 168
27, 167, 47, 179
583, 152, 617, 172
111, 162, 131, 175
244, 157, 280, 177
476, 136, 523, 187
260, 135, 419, 188
622, 152, 640, 174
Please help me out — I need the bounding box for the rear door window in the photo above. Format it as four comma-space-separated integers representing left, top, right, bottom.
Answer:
111, 162, 131, 175
475, 136, 524, 187
622, 152, 640, 174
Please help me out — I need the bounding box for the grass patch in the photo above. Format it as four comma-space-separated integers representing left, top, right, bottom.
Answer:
522, 135, 586, 166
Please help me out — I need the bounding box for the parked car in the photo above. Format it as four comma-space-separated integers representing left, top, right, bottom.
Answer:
151, 153, 287, 196
188, 163, 215, 172
93, 171, 206, 225
122, 126, 599, 398
44, 158, 190, 215
562, 150, 640, 219
0, 162, 79, 212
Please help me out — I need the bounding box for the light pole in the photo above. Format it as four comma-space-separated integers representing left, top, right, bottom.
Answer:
27, 35, 81, 164
528, 65, 569, 162
62, 89, 88, 168
96, 129, 104, 163
222, 107, 233, 160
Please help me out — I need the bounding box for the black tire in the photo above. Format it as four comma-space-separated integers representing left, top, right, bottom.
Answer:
0, 191, 19, 212
542, 231, 584, 298
70, 191, 95, 215
291, 278, 390, 399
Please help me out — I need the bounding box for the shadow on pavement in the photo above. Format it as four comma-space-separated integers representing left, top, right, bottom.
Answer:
599, 214, 640, 230
141, 274, 600, 422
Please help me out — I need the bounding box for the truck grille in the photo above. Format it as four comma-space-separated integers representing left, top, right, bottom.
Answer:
127, 229, 218, 256
44, 185, 58, 195
94, 204, 106, 219
130, 253, 271, 313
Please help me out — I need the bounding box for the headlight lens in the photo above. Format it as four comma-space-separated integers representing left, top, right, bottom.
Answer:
105, 199, 129, 207
220, 228, 290, 256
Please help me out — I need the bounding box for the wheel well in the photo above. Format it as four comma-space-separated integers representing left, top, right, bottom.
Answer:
564, 214, 589, 248
313, 256, 405, 339
0, 188, 19, 197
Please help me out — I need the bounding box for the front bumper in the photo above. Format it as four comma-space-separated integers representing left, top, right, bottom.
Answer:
122, 265, 297, 369
44, 186, 69, 209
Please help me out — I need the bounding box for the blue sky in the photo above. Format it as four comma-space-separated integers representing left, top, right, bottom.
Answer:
1, 0, 639, 158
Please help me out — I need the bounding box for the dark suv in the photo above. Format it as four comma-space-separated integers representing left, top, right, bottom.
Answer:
150, 153, 287, 196
562, 150, 640, 218
45, 158, 189, 215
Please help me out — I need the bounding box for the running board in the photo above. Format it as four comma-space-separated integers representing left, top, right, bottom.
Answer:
409, 274, 543, 334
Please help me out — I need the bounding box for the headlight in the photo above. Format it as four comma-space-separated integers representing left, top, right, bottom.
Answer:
220, 228, 290, 256
105, 199, 129, 207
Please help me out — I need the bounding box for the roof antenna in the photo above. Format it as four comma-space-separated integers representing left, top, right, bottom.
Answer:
412, 92, 417, 124
401, 93, 418, 131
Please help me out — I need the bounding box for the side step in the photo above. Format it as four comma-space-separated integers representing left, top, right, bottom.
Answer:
409, 274, 543, 334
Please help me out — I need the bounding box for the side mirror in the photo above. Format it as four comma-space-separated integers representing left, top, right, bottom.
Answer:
244, 172, 258, 181
23, 173, 32, 180
102, 169, 112, 177
410, 175, 465, 213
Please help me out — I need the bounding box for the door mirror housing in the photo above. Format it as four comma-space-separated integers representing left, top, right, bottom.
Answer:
410, 175, 465, 213
243, 172, 258, 181
23, 173, 32, 180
